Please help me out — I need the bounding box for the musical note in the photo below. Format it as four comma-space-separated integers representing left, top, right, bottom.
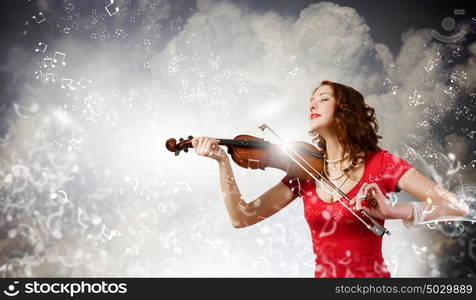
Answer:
412, 244, 427, 255
338, 250, 352, 265
61, 78, 73, 89
105, 0, 119, 16
77, 207, 90, 236
43, 57, 53, 67
389, 193, 398, 207
45, 73, 55, 82
52, 51, 66, 66
34, 41, 47, 53
75, 77, 92, 89
319, 210, 337, 237
422, 198, 436, 215
139, 226, 150, 235
34, 70, 43, 79
391, 85, 399, 95
173, 181, 192, 194
251, 256, 270, 268
125, 176, 139, 191
32, 12, 46, 24
146, 101, 160, 114
467, 131, 476, 140
445, 158, 461, 175
238, 86, 249, 94
13, 102, 39, 118
105, 110, 119, 126
444, 86, 456, 98
143, 39, 151, 49
125, 245, 139, 255
382, 78, 392, 86
170, 16, 183, 32
288, 67, 298, 76
102, 224, 122, 240
373, 260, 390, 274
284, 177, 303, 198
47, 208, 64, 239
67, 133, 82, 152
50, 190, 69, 205
123, 97, 133, 108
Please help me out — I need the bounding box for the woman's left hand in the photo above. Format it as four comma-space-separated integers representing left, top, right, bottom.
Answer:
349, 182, 396, 220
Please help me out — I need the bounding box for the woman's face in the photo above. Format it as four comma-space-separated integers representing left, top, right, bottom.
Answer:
308, 85, 337, 133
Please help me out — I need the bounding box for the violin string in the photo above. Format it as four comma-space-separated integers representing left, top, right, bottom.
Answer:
259, 126, 351, 198
257, 124, 388, 234
278, 141, 389, 234
280, 145, 372, 229
258, 125, 373, 230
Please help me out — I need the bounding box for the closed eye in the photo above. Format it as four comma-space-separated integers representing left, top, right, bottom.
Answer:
309, 98, 329, 103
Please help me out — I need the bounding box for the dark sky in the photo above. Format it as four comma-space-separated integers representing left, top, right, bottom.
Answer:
232, 0, 474, 55
0, 0, 474, 62
0, 0, 474, 110
0, 0, 474, 132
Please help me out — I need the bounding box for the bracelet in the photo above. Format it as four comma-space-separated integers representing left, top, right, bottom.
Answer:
402, 201, 423, 228
404, 206, 413, 220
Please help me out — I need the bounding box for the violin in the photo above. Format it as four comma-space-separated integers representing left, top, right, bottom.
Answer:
165, 124, 390, 236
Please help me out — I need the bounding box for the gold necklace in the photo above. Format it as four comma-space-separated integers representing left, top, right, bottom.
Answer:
335, 174, 350, 200
324, 152, 349, 163
317, 173, 350, 203
323, 156, 346, 180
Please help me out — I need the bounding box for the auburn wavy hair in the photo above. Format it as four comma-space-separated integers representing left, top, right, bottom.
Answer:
308, 80, 382, 175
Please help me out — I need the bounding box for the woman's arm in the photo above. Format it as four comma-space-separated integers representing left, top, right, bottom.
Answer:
192, 136, 298, 228
396, 167, 469, 220
350, 167, 469, 222
217, 156, 298, 228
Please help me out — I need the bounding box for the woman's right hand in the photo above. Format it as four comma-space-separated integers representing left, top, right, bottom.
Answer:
191, 136, 227, 162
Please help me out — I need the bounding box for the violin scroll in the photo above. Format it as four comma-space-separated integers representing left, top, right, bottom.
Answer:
165, 135, 194, 156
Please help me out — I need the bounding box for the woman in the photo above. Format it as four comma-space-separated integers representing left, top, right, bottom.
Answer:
190, 80, 469, 278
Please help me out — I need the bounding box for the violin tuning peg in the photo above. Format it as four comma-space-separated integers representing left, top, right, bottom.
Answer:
179, 137, 184, 142
184, 148, 188, 153
188, 135, 193, 140
174, 150, 180, 156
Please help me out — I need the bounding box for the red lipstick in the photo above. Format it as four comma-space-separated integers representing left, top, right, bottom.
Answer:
311, 113, 321, 119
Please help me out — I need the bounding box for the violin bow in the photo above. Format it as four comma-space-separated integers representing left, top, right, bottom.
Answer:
258, 124, 390, 236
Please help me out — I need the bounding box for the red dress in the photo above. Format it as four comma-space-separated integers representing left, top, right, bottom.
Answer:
281, 149, 413, 278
